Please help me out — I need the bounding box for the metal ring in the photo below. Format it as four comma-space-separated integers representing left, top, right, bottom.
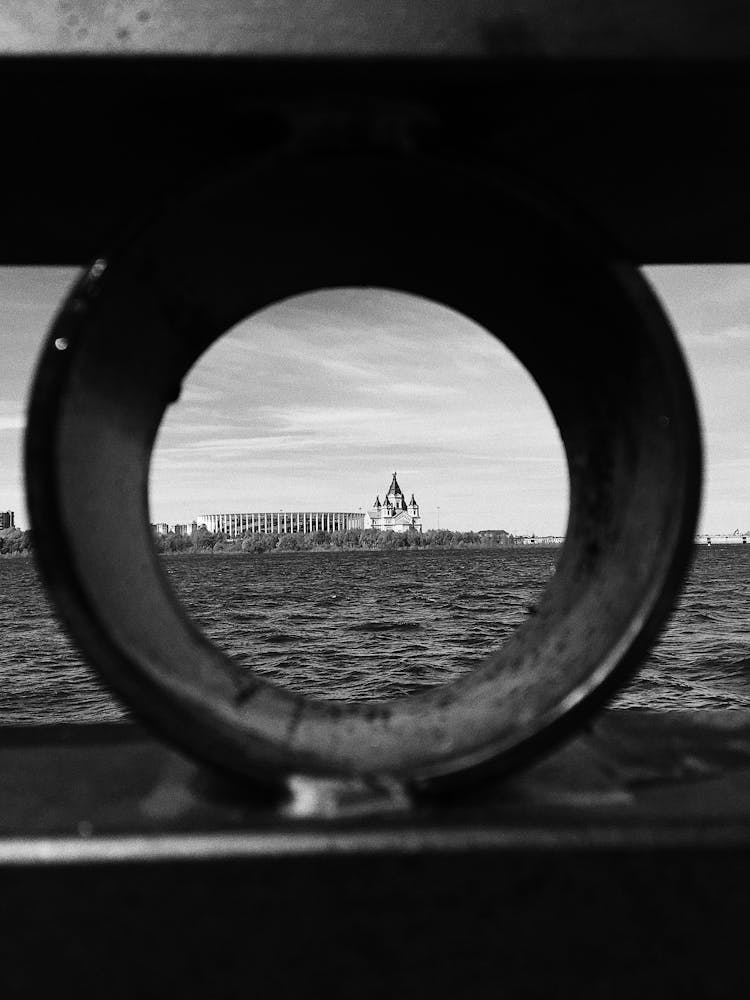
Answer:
25, 155, 702, 791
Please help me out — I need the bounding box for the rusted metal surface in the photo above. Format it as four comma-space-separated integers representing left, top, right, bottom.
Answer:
3, 849, 749, 999
0, 713, 749, 997
2, 10, 750, 265
0, 63, 747, 268
25, 156, 700, 788
1, 710, 750, 847
3, 1, 750, 58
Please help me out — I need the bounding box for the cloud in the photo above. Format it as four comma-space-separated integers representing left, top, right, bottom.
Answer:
314, 357, 381, 381
0, 416, 24, 432
688, 323, 750, 342
715, 325, 750, 341
368, 381, 462, 399
270, 405, 384, 430
175, 385, 224, 406
0, 402, 24, 433
157, 434, 312, 456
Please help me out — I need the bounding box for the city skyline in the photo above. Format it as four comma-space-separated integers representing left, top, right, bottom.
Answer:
1, 266, 750, 534
149, 287, 567, 534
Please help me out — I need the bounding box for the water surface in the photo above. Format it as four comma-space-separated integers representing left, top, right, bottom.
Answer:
0, 547, 748, 724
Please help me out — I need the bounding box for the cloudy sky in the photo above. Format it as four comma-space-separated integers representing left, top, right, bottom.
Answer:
1, 266, 749, 534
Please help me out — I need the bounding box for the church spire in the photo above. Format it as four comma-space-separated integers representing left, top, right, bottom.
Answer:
387, 471, 403, 497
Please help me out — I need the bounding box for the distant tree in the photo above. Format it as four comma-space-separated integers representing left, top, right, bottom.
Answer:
163, 533, 193, 553
241, 533, 277, 553
144, 523, 522, 557
0, 528, 32, 555
278, 533, 300, 551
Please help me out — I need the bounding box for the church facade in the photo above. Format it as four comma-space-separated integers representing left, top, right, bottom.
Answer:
367, 473, 422, 533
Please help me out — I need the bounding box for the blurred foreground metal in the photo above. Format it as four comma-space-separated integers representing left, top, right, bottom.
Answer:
3, 710, 750, 996
25, 160, 701, 788
4, 2, 750, 264
5, 0, 750, 993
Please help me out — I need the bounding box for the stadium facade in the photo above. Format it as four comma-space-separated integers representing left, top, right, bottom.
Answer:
195, 511, 365, 538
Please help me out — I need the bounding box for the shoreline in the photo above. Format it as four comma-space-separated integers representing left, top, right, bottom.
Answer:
153, 526, 563, 556
156, 544, 564, 556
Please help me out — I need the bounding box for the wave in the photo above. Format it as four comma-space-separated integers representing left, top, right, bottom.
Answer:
691, 655, 750, 675
4, 545, 750, 719
349, 622, 422, 633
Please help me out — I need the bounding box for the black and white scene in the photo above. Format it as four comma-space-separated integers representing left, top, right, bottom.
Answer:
3, 5, 750, 996
2, 269, 749, 718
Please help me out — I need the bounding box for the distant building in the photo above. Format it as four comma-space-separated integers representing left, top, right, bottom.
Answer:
196, 511, 365, 538
0, 511, 15, 530
516, 534, 565, 546
173, 524, 189, 536
696, 532, 749, 545
151, 523, 170, 536
478, 530, 512, 543
367, 473, 422, 533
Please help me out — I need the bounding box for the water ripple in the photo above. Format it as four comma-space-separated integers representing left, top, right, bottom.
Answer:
1, 547, 749, 720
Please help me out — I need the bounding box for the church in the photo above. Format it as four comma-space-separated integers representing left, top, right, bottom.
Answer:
367, 473, 422, 533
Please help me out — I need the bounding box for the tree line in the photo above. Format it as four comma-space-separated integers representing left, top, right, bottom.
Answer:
154, 526, 518, 554
0, 528, 32, 556
1, 526, 526, 558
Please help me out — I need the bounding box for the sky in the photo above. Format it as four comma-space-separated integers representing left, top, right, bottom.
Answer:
1, 265, 749, 535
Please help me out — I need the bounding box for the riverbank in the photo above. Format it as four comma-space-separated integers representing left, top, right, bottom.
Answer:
153, 527, 561, 555
0, 528, 31, 557
0, 526, 564, 558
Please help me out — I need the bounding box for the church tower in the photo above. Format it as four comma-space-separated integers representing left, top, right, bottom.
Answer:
385, 472, 407, 511
367, 494, 383, 530
367, 473, 422, 532
408, 493, 422, 532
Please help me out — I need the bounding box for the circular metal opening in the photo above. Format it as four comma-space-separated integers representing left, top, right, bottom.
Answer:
149, 286, 569, 702
25, 156, 702, 790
